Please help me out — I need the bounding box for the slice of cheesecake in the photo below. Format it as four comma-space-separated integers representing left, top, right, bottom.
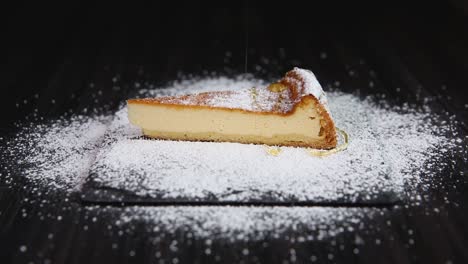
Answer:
127, 68, 337, 149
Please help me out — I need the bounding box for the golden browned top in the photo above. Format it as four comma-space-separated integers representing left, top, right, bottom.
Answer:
128, 67, 329, 115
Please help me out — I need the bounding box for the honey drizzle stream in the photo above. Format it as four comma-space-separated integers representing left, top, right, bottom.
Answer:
243, 0, 249, 73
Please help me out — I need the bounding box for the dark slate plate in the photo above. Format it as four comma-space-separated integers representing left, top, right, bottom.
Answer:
80, 186, 399, 206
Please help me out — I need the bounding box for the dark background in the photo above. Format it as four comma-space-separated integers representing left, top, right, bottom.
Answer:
2, 1, 468, 263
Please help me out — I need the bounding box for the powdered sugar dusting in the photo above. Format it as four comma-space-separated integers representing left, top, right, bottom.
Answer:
91, 104, 392, 202
138, 87, 295, 113
3, 115, 110, 191
2, 75, 466, 242
104, 206, 378, 241
88, 84, 454, 203
206, 88, 294, 113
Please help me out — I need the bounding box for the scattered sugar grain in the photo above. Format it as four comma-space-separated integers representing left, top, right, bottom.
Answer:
19, 245, 27, 252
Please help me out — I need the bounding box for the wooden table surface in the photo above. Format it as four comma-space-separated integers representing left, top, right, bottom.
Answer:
1, 2, 468, 263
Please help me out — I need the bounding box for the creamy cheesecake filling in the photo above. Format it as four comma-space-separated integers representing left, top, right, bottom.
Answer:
128, 98, 325, 145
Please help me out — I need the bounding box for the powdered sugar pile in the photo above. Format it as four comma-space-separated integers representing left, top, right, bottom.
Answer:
3, 115, 110, 191
2, 75, 466, 241
88, 82, 455, 204
90, 104, 392, 203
